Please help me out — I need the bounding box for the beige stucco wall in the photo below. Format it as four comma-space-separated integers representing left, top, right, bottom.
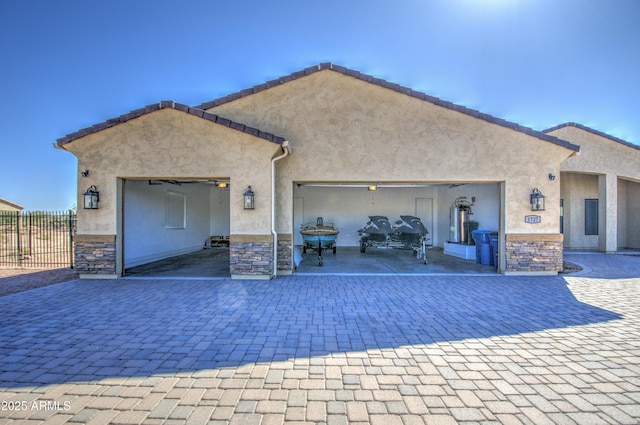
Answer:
551, 126, 640, 181
560, 173, 599, 249
60, 108, 282, 237
622, 179, 640, 248
206, 70, 575, 237
551, 126, 640, 251
0, 201, 23, 212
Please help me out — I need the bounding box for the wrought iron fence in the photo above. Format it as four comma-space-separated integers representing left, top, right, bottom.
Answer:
0, 210, 76, 268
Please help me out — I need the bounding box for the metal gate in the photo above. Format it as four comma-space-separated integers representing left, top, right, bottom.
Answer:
0, 210, 77, 268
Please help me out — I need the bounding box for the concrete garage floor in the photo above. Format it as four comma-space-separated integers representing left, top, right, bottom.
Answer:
297, 246, 497, 275
125, 245, 497, 278
125, 248, 230, 278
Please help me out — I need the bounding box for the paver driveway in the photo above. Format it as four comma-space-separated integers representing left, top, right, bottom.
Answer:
0, 254, 639, 424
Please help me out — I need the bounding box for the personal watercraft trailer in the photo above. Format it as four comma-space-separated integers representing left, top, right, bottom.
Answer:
358, 215, 430, 264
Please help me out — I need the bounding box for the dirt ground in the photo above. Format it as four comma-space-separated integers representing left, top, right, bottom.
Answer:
0, 267, 78, 297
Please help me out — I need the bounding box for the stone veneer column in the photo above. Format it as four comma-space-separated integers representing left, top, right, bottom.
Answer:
74, 235, 117, 276
277, 234, 293, 275
505, 234, 563, 275
229, 235, 274, 279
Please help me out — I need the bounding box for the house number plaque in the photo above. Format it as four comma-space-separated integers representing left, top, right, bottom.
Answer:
525, 215, 541, 224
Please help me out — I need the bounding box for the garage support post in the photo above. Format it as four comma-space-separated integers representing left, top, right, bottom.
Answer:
598, 173, 618, 253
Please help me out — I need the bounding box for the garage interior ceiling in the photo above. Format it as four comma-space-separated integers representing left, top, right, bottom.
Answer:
148, 179, 230, 186
296, 183, 467, 188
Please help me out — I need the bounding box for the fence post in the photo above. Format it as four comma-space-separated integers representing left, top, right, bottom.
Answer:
16, 211, 22, 265
69, 209, 74, 269
28, 211, 33, 261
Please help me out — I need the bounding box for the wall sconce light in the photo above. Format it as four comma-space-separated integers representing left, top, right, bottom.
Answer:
81, 170, 90, 177
83, 185, 100, 209
548, 173, 556, 181
368, 185, 378, 191
243, 186, 255, 210
530, 188, 545, 211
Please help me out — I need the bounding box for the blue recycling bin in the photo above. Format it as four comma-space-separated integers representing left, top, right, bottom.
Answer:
472, 230, 492, 265
489, 235, 499, 268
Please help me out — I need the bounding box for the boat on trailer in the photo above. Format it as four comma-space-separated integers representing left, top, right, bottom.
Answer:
300, 217, 339, 266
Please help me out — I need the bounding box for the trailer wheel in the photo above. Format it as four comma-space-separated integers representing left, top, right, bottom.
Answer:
333, 246, 337, 254
302, 244, 307, 254
360, 240, 366, 253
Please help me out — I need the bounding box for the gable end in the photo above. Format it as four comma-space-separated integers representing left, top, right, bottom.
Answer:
196, 63, 580, 153
544, 122, 639, 151
55, 101, 286, 147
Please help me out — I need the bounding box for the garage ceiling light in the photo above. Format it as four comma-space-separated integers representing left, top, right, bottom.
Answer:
368, 185, 378, 191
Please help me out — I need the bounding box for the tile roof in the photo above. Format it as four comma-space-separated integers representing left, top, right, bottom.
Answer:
196, 62, 580, 153
543, 122, 639, 151
55, 101, 286, 147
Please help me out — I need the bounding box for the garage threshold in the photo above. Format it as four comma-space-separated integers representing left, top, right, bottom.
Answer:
295, 246, 498, 276
294, 272, 499, 277
122, 246, 498, 279
124, 248, 230, 279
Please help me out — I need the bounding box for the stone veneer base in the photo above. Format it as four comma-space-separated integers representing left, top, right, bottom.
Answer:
229, 236, 274, 277
74, 236, 117, 276
75, 233, 562, 277
79, 274, 119, 280
277, 236, 293, 272
505, 234, 563, 274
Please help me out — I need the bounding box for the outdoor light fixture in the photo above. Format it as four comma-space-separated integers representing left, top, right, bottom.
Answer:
243, 186, 255, 210
83, 185, 100, 209
530, 188, 545, 211
368, 185, 378, 191
548, 173, 556, 181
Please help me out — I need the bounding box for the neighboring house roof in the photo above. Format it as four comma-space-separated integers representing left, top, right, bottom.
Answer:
55, 101, 286, 147
0, 197, 24, 211
543, 122, 640, 151
196, 62, 580, 153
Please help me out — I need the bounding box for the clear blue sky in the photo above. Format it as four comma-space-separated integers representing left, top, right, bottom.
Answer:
1, 0, 638, 211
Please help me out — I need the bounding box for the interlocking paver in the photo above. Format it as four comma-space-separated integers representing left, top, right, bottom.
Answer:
110, 409, 148, 424
346, 401, 368, 421
255, 400, 286, 414
86, 409, 120, 425
0, 253, 639, 424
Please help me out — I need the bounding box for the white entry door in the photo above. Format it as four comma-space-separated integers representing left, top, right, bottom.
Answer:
294, 197, 304, 246
415, 198, 434, 245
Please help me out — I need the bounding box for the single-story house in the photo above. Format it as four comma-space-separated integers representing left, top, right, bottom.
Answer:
55, 63, 640, 279
0, 198, 24, 212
